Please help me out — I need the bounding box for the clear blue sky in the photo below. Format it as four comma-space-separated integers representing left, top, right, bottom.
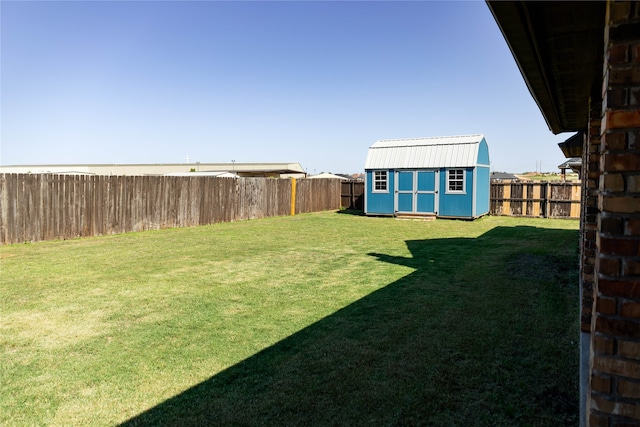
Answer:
1, 1, 574, 174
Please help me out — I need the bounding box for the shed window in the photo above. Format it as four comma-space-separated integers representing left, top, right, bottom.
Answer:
373, 171, 388, 192
447, 169, 465, 193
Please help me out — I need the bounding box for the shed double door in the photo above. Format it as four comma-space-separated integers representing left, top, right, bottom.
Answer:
395, 170, 439, 215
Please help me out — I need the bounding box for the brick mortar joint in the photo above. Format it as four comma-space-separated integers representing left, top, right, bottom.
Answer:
597, 253, 640, 261
599, 226, 640, 235
617, 376, 640, 385
593, 309, 640, 320
591, 389, 640, 407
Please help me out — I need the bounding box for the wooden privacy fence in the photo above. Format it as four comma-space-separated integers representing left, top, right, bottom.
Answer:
341, 181, 364, 210
0, 174, 341, 244
490, 181, 581, 219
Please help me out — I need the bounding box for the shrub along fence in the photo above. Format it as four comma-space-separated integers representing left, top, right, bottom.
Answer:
490, 181, 581, 219
0, 174, 341, 244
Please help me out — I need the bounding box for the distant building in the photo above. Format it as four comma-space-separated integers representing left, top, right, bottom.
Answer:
308, 172, 349, 180
557, 157, 581, 180
0, 162, 307, 179
490, 172, 519, 181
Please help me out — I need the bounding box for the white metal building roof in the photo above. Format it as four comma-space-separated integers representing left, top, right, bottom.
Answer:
308, 172, 349, 180
0, 162, 306, 178
364, 134, 485, 169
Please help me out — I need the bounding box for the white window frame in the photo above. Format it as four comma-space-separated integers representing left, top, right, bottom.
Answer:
372, 170, 389, 193
446, 169, 466, 194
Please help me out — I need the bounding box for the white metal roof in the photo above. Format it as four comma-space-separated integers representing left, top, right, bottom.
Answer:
308, 172, 349, 180
365, 134, 485, 169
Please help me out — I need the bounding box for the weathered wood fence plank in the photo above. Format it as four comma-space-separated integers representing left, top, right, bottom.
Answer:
490, 181, 581, 219
0, 174, 341, 244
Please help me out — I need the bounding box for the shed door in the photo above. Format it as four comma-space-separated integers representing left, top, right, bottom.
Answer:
395, 170, 438, 214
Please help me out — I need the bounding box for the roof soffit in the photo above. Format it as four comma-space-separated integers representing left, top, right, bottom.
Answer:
487, 1, 605, 134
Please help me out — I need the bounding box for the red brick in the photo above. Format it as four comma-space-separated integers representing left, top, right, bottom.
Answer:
611, 417, 640, 426
603, 173, 626, 192
609, 45, 630, 65
609, 68, 640, 85
619, 339, 640, 359
601, 215, 624, 234
632, 43, 640, 62
620, 398, 640, 419
606, 87, 629, 107
593, 373, 613, 393
592, 143, 603, 154
592, 355, 640, 378
591, 394, 615, 414
602, 196, 640, 213
590, 412, 610, 427
603, 132, 628, 150
609, 1, 632, 23
623, 260, 640, 276
632, 87, 640, 106
618, 378, 640, 398
595, 316, 640, 338
631, 131, 640, 148
609, 22, 640, 44
598, 235, 639, 256
621, 300, 640, 317
593, 122, 604, 137
598, 279, 640, 298
604, 67, 611, 98
597, 296, 619, 314
603, 152, 640, 172
598, 258, 622, 277
625, 218, 640, 236
583, 302, 593, 314
629, 175, 640, 193
594, 334, 616, 355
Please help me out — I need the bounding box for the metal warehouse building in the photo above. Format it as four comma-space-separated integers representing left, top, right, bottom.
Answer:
364, 134, 490, 219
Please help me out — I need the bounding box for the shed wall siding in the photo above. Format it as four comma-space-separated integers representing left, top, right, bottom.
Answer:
365, 170, 394, 215
475, 166, 491, 217
438, 168, 474, 217
478, 139, 490, 166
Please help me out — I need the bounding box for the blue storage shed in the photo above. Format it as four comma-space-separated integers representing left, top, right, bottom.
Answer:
364, 134, 490, 219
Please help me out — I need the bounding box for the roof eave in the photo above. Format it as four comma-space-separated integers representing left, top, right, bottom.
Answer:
486, 1, 605, 134
487, 2, 563, 133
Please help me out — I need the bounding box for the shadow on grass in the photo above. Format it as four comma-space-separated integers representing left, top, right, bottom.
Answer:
336, 208, 366, 216
121, 226, 579, 426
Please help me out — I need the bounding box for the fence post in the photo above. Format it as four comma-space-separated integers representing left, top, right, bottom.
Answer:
350, 181, 355, 209
546, 182, 551, 218
290, 178, 297, 216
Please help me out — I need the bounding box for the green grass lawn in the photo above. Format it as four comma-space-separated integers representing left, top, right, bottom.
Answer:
1, 212, 580, 426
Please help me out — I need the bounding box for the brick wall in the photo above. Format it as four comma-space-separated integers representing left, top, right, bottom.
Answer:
583, 101, 603, 332
588, 2, 640, 426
